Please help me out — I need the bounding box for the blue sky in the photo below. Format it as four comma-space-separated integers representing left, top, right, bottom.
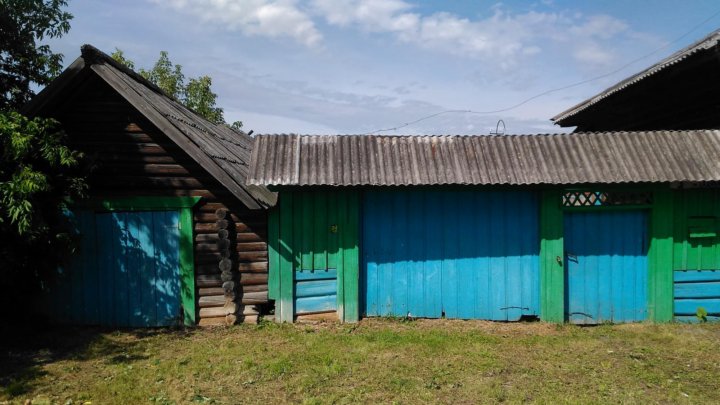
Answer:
47, 0, 720, 135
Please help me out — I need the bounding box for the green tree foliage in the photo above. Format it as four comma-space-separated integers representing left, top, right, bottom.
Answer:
185, 75, 223, 124
0, 0, 73, 110
112, 49, 232, 125
109, 48, 134, 70
140, 51, 185, 101
0, 112, 86, 236
0, 0, 87, 321
0, 112, 87, 318
230, 120, 244, 131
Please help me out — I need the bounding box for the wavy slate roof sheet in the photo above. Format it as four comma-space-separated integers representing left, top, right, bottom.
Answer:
553, 29, 720, 125
248, 131, 720, 186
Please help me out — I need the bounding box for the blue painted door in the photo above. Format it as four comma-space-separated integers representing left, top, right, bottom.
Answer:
50, 210, 182, 327
564, 211, 648, 324
363, 190, 540, 321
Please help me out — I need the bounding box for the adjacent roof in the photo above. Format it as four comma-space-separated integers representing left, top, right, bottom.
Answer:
553, 29, 720, 125
248, 131, 720, 186
24, 45, 276, 209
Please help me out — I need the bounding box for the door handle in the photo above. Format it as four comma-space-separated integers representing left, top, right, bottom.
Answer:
556, 256, 562, 266
566, 253, 578, 263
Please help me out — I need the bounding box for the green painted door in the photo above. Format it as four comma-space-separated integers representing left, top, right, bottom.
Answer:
269, 190, 360, 322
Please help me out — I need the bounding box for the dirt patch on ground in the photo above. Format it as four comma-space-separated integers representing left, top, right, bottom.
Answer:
293, 316, 562, 336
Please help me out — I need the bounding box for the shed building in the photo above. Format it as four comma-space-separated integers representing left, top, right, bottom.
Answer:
27, 46, 276, 327
248, 132, 720, 324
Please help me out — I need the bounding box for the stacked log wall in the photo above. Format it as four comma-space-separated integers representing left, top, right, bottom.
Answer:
55, 77, 269, 325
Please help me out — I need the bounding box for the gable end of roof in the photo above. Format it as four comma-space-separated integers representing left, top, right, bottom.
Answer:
27, 45, 277, 209
553, 29, 720, 125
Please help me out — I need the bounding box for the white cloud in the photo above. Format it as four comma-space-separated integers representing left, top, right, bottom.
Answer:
311, 0, 542, 63
310, 0, 635, 69
311, 0, 416, 31
151, 0, 322, 46
569, 14, 629, 39
149, 0, 640, 70
137, 0, 658, 134
574, 44, 616, 66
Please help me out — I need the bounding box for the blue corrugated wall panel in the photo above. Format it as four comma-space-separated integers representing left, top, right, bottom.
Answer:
295, 269, 337, 314
564, 211, 648, 324
362, 190, 540, 321
50, 210, 181, 327
674, 270, 720, 322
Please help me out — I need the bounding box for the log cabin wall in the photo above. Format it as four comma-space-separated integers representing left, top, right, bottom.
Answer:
54, 76, 269, 325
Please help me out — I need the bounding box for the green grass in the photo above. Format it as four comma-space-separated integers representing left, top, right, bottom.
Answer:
2, 319, 720, 404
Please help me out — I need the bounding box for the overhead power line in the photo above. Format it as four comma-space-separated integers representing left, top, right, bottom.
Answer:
364, 8, 720, 135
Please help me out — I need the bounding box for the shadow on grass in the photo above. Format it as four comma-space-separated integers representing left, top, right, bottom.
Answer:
0, 323, 196, 398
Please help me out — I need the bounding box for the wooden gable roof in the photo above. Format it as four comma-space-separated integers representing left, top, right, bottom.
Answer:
553, 29, 720, 131
25, 45, 276, 210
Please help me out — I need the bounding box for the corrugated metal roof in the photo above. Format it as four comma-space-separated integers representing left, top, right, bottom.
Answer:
27, 45, 276, 209
553, 29, 720, 125
248, 131, 720, 186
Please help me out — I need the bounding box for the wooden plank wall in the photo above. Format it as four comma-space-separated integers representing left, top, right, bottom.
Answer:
674, 270, 720, 322
271, 189, 360, 323
54, 77, 269, 325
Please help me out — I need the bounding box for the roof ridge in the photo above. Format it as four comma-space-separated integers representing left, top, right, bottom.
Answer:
253, 129, 720, 138
80, 44, 172, 101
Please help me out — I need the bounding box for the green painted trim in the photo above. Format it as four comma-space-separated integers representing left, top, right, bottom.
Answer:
313, 190, 328, 269
75, 196, 200, 326
278, 191, 295, 322
179, 207, 196, 326
338, 190, 360, 323
268, 207, 280, 300
561, 185, 658, 191
648, 189, 674, 322
301, 190, 313, 270
332, 190, 361, 323
336, 192, 346, 322
562, 205, 653, 212
77, 196, 202, 211
540, 190, 565, 323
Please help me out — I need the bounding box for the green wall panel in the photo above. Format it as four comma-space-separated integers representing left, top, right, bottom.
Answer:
648, 189, 674, 322
278, 191, 295, 322
339, 190, 360, 323
540, 190, 564, 323
673, 189, 720, 271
